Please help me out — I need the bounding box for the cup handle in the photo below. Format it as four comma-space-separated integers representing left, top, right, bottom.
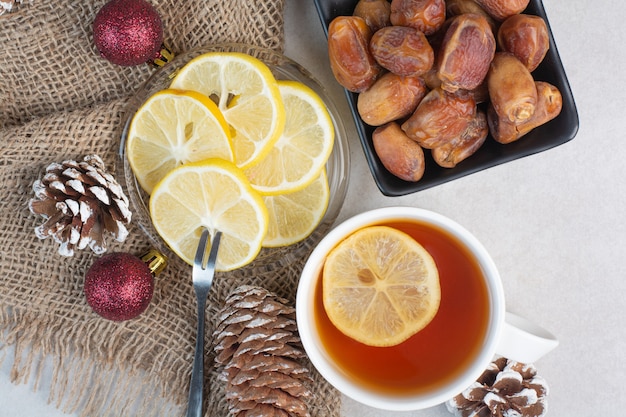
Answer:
496, 312, 559, 364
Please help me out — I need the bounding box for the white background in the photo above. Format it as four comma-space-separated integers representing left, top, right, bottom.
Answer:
2, 0, 623, 416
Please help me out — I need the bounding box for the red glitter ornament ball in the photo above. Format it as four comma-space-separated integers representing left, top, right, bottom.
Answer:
93, 0, 163, 66
84, 252, 155, 321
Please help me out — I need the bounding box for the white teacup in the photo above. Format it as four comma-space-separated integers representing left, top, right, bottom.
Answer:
296, 207, 558, 411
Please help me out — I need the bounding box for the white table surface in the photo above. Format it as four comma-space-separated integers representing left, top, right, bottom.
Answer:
2, 0, 623, 415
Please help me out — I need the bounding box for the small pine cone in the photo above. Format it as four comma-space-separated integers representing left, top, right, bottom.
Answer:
446, 357, 548, 417
28, 155, 132, 257
0, 0, 25, 15
0, 0, 16, 15
213, 285, 313, 417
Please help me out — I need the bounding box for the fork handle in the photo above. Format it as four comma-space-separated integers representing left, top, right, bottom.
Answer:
186, 292, 208, 417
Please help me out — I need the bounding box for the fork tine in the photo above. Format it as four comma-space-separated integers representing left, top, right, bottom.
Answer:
194, 228, 211, 269
193, 228, 222, 279
206, 231, 222, 272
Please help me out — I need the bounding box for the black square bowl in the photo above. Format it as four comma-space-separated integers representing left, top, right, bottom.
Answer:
313, 0, 579, 196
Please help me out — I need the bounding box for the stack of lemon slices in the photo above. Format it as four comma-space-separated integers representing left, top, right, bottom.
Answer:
126, 52, 335, 271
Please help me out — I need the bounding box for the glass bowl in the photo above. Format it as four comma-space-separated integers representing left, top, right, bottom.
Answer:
117, 43, 350, 272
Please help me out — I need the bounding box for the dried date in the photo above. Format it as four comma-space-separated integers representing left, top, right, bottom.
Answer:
373, 122, 426, 182
487, 52, 537, 123
370, 26, 435, 76
432, 110, 488, 167
437, 13, 496, 93
354, 0, 392, 32
497, 14, 550, 72
445, 0, 497, 31
401, 87, 476, 149
488, 81, 562, 144
328, 16, 382, 92
357, 72, 427, 126
389, 0, 446, 36
473, 0, 530, 21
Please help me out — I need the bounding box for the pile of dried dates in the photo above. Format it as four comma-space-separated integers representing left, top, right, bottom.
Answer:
328, 0, 563, 182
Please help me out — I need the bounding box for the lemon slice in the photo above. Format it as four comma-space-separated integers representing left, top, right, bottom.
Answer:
244, 80, 335, 195
323, 226, 440, 347
149, 159, 268, 271
126, 89, 233, 194
170, 52, 285, 169
262, 169, 330, 247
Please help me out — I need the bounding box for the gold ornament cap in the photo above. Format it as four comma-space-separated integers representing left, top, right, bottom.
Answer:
152, 43, 174, 68
140, 249, 168, 276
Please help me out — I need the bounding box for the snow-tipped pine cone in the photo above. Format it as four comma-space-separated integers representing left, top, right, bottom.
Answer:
446, 357, 548, 417
29, 155, 131, 256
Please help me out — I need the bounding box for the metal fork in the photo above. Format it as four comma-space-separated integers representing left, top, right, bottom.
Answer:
186, 228, 222, 417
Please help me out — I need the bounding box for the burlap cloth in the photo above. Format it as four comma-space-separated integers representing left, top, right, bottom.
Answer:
0, 1, 342, 416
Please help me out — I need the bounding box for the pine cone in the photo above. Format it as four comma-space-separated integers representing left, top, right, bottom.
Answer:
29, 155, 132, 257
0, 0, 24, 15
213, 285, 313, 417
446, 357, 548, 417
0, 0, 16, 15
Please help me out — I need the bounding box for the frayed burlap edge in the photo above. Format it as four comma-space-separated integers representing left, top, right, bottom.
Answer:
0, 308, 181, 417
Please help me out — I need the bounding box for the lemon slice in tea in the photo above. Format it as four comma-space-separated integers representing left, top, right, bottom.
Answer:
323, 225, 440, 347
